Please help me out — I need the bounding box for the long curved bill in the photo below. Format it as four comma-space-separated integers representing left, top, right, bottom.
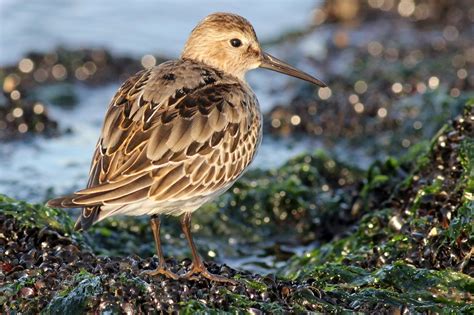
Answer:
260, 52, 327, 87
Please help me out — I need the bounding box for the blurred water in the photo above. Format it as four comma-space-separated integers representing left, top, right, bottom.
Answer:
0, 0, 318, 65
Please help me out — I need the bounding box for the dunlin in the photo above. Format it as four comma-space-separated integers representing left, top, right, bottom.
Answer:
48, 12, 326, 283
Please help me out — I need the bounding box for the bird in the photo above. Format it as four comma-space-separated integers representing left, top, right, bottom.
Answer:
47, 12, 326, 283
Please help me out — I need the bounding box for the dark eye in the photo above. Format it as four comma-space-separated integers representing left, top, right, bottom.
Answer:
230, 38, 242, 48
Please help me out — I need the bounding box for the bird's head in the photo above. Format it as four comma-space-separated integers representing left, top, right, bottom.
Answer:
181, 12, 326, 87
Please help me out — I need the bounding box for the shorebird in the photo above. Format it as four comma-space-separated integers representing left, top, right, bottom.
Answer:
47, 12, 326, 283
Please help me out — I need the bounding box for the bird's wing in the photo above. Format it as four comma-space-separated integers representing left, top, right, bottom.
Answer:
48, 63, 261, 228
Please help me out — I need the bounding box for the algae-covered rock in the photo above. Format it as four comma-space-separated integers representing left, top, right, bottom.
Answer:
0, 194, 76, 236
46, 272, 103, 315
280, 102, 474, 312
2, 102, 473, 313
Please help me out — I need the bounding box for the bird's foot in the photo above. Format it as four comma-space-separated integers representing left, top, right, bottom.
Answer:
141, 266, 179, 280
181, 263, 237, 284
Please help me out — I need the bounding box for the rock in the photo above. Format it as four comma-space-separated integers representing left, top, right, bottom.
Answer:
281, 102, 474, 312
1, 102, 473, 313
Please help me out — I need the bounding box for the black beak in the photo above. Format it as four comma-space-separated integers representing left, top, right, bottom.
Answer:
260, 52, 327, 87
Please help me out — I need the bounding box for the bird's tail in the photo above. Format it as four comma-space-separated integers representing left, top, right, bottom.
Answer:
47, 195, 78, 208
46, 196, 100, 231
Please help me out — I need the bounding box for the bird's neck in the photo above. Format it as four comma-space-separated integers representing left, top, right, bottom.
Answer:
180, 54, 247, 81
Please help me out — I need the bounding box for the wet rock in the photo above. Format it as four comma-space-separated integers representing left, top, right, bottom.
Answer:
1, 102, 473, 313
320, 0, 474, 29
0, 203, 319, 313
282, 102, 474, 312
0, 98, 58, 140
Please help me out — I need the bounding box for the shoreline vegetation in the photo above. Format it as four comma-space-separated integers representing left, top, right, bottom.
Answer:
1, 0, 473, 312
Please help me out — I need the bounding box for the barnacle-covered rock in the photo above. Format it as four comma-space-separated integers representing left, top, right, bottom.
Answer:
281, 102, 474, 312
1, 102, 473, 313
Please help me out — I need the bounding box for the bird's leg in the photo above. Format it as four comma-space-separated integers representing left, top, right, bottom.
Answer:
141, 214, 179, 280
180, 213, 237, 284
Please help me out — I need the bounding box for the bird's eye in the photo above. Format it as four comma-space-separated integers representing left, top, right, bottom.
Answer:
230, 38, 242, 48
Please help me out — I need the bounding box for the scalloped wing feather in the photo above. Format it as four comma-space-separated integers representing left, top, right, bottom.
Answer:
47, 60, 262, 230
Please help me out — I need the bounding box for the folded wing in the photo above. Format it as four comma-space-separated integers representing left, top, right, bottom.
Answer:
47, 61, 261, 230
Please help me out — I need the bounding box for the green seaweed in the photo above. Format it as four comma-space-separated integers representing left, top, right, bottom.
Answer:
280, 100, 474, 312
45, 275, 103, 315
0, 276, 37, 309
179, 300, 216, 314
283, 262, 473, 313
0, 195, 75, 235
234, 277, 267, 293
219, 288, 289, 314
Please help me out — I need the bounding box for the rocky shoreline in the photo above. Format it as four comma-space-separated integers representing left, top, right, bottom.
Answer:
1, 102, 472, 313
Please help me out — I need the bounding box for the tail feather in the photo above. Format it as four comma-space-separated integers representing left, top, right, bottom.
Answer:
47, 196, 100, 231
74, 217, 82, 231
76, 206, 100, 231
46, 195, 78, 208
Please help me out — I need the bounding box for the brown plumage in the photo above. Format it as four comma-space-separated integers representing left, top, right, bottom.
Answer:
47, 12, 326, 283
48, 60, 261, 230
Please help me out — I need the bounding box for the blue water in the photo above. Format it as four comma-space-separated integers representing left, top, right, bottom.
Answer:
0, 0, 318, 64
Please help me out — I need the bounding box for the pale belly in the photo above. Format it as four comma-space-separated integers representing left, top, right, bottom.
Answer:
97, 172, 243, 221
